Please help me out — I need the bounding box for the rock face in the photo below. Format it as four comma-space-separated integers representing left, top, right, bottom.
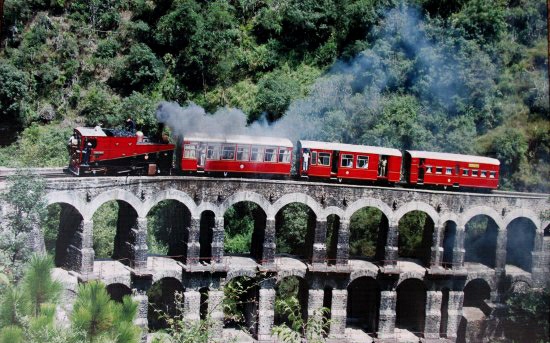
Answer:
1, 175, 548, 342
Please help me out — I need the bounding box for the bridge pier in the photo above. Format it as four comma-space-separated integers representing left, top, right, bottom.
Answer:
336, 219, 350, 265
424, 290, 443, 339
452, 227, 466, 268
378, 290, 397, 339
329, 289, 347, 338
186, 217, 201, 265
211, 217, 224, 263
262, 218, 276, 264
383, 225, 398, 266
445, 291, 464, 342
207, 289, 224, 340
257, 286, 275, 341
312, 219, 327, 264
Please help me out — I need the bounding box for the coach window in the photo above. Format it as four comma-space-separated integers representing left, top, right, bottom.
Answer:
357, 156, 369, 168
436, 167, 443, 174
472, 170, 479, 177
278, 148, 291, 163
481, 171, 487, 177
426, 166, 432, 173
250, 146, 262, 161
184, 145, 196, 158
341, 154, 353, 168
318, 152, 331, 166
207, 145, 219, 160
445, 167, 452, 175
462, 169, 469, 176
264, 147, 277, 162
489, 171, 496, 178
237, 146, 249, 161
222, 145, 236, 160
311, 152, 317, 165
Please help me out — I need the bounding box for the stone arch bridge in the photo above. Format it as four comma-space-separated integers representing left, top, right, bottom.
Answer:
3, 175, 550, 342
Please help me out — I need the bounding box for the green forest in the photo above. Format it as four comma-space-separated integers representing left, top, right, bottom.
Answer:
0, 0, 548, 191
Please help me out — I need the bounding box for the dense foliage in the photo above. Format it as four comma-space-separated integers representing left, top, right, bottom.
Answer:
0, 0, 546, 191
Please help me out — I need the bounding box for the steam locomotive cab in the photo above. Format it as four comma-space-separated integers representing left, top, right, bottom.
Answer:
68, 127, 175, 176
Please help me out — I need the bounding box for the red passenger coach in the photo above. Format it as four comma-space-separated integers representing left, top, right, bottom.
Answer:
297, 140, 402, 183
404, 150, 500, 189
180, 134, 293, 177
68, 127, 175, 176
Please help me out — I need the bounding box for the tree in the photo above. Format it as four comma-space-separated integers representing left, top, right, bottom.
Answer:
0, 170, 47, 280
71, 280, 140, 343
22, 255, 62, 317
505, 287, 549, 342
0, 62, 28, 124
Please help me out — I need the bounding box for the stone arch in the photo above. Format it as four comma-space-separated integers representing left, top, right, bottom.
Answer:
397, 274, 426, 286
348, 205, 390, 261
503, 209, 541, 230
463, 214, 499, 269
441, 220, 457, 268
146, 199, 192, 260
463, 278, 491, 313
45, 192, 85, 217
397, 209, 436, 267
196, 202, 221, 218
221, 191, 271, 219
506, 217, 537, 272
87, 189, 144, 219
199, 210, 215, 262
510, 280, 532, 293
344, 198, 393, 223
348, 270, 379, 286
274, 201, 317, 260
105, 283, 132, 302
270, 193, 322, 219
275, 275, 309, 328
226, 269, 257, 283
396, 278, 427, 335
144, 189, 198, 218
223, 275, 259, 336
223, 200, 267, 261
147, 277, 184, 331
393, 201, 439, 226
321, 206, 345, 220
438, 213, 459, 228
45, 202, 86, 271
459, 206, 503, 228
346, 276, 380, 334
325, 213, 340, 264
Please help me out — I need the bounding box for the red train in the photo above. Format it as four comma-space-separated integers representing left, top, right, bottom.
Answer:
68, 128, 500, 190
68, 127, 175, 176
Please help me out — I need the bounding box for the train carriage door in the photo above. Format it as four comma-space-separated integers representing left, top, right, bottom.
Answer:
418, 158, 425, 183
378, 155, 388, 177
197, 144, 206, 169
331, 151, 339, 175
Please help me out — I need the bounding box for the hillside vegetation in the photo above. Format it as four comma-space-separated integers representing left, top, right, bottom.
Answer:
0, 0, 548, 191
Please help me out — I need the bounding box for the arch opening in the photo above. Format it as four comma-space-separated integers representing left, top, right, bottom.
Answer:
396, 279, 426, 336
199, 210, 215, 262
224, 201, 266, 261
44, 203, 84, 270
200, 287, 209, 321
349, 208, 388, 261
326, 215, 340, 265
275, 276, 308, 329
506, 218, 536, 273
346, 277, 380, 334
275, 203, 316, 259
223, 276, 259, 336
105, 283, 132, 303
398, 211, 434, 266
322, 286, 332, 336
442, 221, 457, 268
147, 277, 184, 331
463, 279, 491, 314
464, 215, 498, 269
146, 200, 191, 260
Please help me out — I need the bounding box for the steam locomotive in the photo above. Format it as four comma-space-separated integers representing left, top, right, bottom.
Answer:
67, 127, 500, 190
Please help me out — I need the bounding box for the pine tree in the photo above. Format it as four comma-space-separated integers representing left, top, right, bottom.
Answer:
71, 280, 140, 343
22, 255, 62, 317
